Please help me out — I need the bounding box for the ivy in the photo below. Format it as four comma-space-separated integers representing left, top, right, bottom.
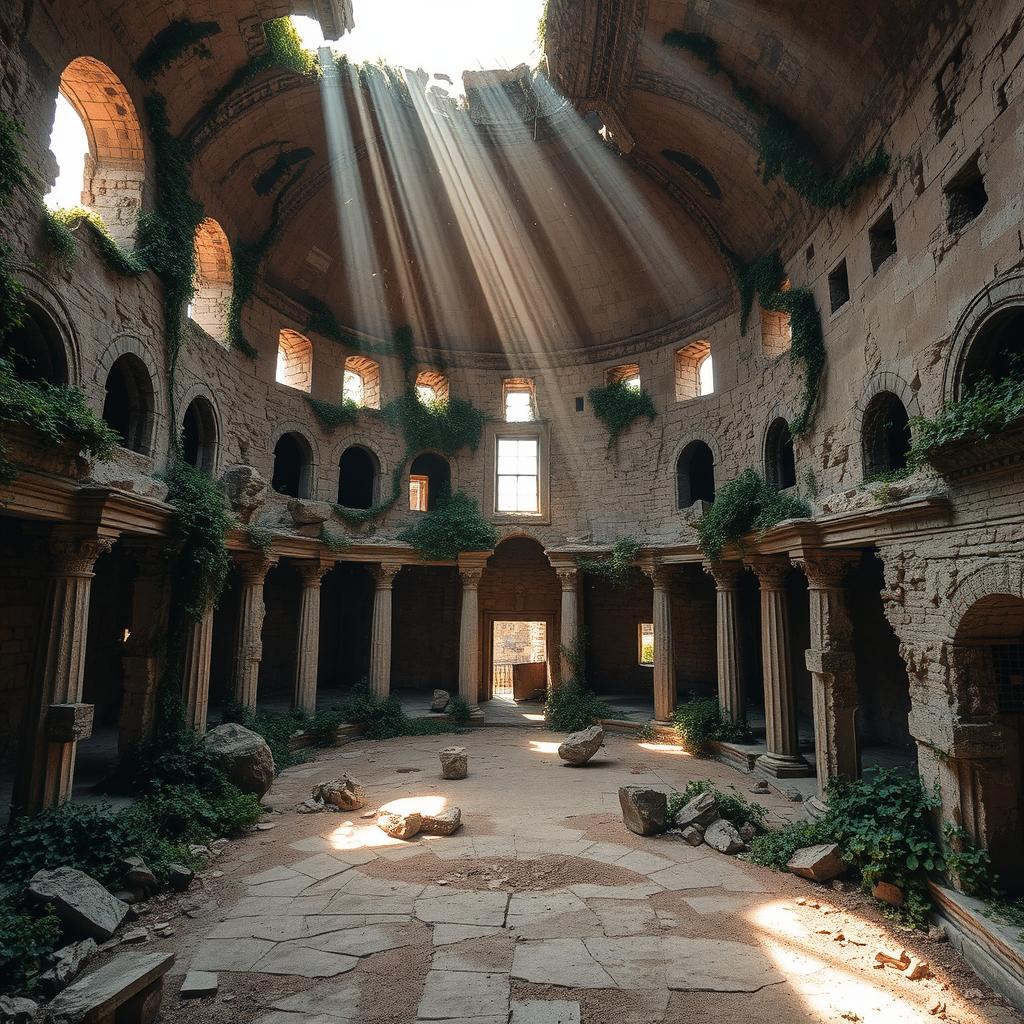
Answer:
43, 207, 147, 276
578, 537, 641, 587
135, 18, 220, 81
672, 697, 753, 752
307, 395, 361, 429
319, 525, 351, 553
245, 523, 273, 554
663, 31, 890, 209
730, 251, 825, 435
384, 393, 485, 455
588, 380, 656, 447
668, 778, 766, 831
697, 468, 810, 561
398, 490, 497, 561
0, 113, 31, 343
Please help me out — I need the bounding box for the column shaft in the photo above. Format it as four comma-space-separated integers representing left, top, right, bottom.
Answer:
555, 566, 579, 683
294, 564, 327, 715
651, 568, 675, 722
705, 562, 744, 721
369, 564, 400, 699
457, 569, 483, 713
231, 556, 276, 711
182, 605, 214, 732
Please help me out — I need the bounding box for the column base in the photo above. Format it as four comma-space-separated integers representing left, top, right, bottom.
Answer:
805, 795, 829, 820
755, 751, 815, 778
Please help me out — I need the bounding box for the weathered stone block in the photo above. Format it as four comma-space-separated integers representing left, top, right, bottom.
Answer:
557, 725, 604, 766
45, 703, 94, 743
28, 868, 129, 941
787, 844, 846, 882
618, 786, 667, 836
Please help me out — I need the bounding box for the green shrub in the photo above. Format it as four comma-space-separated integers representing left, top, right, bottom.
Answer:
0, 898, 61, 995
588, 379, 656, 447
332, 685, 460, 740
384, 393, 486, 455
578, 538, 641, 587
398, 491, 497, 561
220, 701, 307, 771
747, 818, 838, 869
672, 697, 753, 753
545, 682, 611, 733
668, 779, 767, 831
307, 396, 360, 429
447, 695, 471, 724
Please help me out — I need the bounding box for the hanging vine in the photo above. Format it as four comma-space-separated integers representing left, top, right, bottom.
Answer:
43, 207, 147, 276
578, 537, 642, 587
662, 31, 890, 209
588, 379, 656, 447
398, 491, 497, 561
135, 18, 221, 81
0, 113, 30, 342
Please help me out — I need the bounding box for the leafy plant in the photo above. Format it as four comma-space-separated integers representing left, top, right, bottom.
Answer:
668, 778, 767, 831
447, 694, 471, 723
43, 207, 147, 276
319, 525, 351, 553
672, 697, 753, 753
588, 379, 656, 447
331, 685, 460, 740
384, 393, 485, 456
696, 468, 811, 561
398, 491, 497, 561
578, 537, 641, 587
308, 396, 361, 429
135, 18, 220, 80
1, 114, 30, 346
943, 824, 998, 897
747, 818, 836, 869
544, 682, 611, 732
0, 899, 60, 995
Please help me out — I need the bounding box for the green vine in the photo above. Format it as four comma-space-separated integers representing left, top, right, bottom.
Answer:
319, 525, 351, 553
696, 469, 810, 561
588, 380, 656, 447
398, 490, 497, 561
43, 207, 147, 276
308, 396, 361, 429
245, 522, 273, 554
578, 537, 641, 586
384, 393, 485, 455
731, 251, 824, 435
0, 113, 30, 343
663, 31, 890, 209
135, 18, 221, 81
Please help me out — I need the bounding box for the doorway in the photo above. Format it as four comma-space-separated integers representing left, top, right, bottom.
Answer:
490, 620, 548, 701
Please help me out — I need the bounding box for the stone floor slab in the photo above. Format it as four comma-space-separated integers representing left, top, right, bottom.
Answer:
416, 970, 511, 1021
586, 898, 659, 937
511, 939, 615, 989
511, 999, 582, 1024
415, 891, 509, 927
295, 923, 415, 957
191, 937, 275, 971
251, 944, 359, 978
431, 925, 505, 946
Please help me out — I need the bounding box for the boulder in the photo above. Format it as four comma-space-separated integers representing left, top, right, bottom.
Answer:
679, 824, 705, 846
430, 690, 451, 713
39, 940, 97, 997
377, 810, 422, 840
311, 775, 366, 811
704, 819, 745, 854
750, 779, 770, 795
618, 786, 667, 836
167, 864, 194, 893
557, 725, 604, 766
287, 498, 331, 527
202, 723, 275, 797
871, 881, 905, 908
297, 797, 326, 814
738, 822, 756, 844
674, 791, 718, 829
421, 807, 462, 836
0, 996, 38, 1024
27, 868, 129, 941
122, 857, 156, 893
439, 746, 468, 780
787, 844, 846, 882
219, 464, 267, 524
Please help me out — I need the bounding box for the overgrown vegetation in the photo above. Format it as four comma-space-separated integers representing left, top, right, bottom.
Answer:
221, 700, 306, 771
44, 207, 147, 276
0, 113, 31, 348
325, 685, 462, 740
672, 697, 753, 753
308, 396, 361, 429
545, 632, 611, 732
398, 491, 498, 561
668, 778, 767, 831
578, 537, 641, 587
662, 31, 889, 210
587, 379, 656, 447
0, 900, 60, 995
696, 468, 811, 561
135, 18, 220, 80
384, 394, 485, 456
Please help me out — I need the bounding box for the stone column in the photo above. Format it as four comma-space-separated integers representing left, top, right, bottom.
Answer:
119, 544, 170, 754
704, 561, 745, 722
748, 557, 812, 778
457, 561, 485, 716
182, 605, 214, 732
231, 554, 277, 711
793, 551, 861, 801
369, 563, 402, 699
648, 565, 676, 723
14, 529, 115, 813
555, 564, 580, 683
294, 561, 330, 715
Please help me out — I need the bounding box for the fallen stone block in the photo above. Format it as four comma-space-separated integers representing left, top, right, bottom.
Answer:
704, 819, 744, 854
312, 774, 366, 811
0, 996, 38, 1024
46, 951, 173, 1024
558, 725, 604, 766
679, 824, 705, 846
180, 970, 218, 998
430, 689, 451, 712
122, 857, 156, 893
750, 779, 770, 794
421, 808, 462, 836
39, 939, 97, 997
618, 786, 667, 836
674, 790, 718, 829
738, 822, 756, 844
439, 746, 468, 780
871, 881, 905, 908
167, 864, 194, 893
28, 868, 129, 941
378, 810, 423, 840
787, 844, 846, 882
297, 797, 326, 813
202, 723, 275, 798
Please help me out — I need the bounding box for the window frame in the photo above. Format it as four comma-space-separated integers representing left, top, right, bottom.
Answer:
502, 378, 537, 423
484, 420, 551, 524
409, 473, 429, 512
638, 621, 655, 667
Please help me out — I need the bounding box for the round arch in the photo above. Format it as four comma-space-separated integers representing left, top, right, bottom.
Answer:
764, 416, 796, 490
5, 269, 82, 384
860, 391, 912, 479
101, 352, 156, 454
676, 439, 716, 507
181, 394, 220, 475
409, 451, 452, 511
190, 218, 233, 343
337, 444, 380, 509
272, 430, 316, 499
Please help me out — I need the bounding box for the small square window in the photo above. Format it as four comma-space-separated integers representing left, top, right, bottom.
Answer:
828, 260, 850, 313
869, 206, 897, 273
575, 397, 584, 412
638, 622, 654, 666
343, 369, 364, 405
409, 474, 429, 512
503, 379, 536, 422
945, 153, 988, 233
496, 436, 539, 513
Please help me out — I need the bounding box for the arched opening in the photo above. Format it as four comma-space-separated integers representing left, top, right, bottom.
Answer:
415, 370, 449, 405
959, 306, 1024, 395
676, 441, 715, 507
0, 302, 69, 384
181, 395, 218, 474
102, 353, 154, 454
190, 218, 232, 342
765, 418, 796, 489
272, 432, 313, 498
675, 341, 713, 400
276, 329, 313, 392
953, 593, 1024, 893
338, 445, 378, 509
343, 356, 381, 409
606, 363, 641, 389
45, 57, 145, 247
861, 391, 911, 478
409, 452, 451, 511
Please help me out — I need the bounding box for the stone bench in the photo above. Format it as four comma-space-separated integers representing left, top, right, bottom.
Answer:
45, 951, 174, 1024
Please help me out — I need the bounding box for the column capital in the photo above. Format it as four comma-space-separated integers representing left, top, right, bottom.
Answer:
746, 556, 790, 589
235, 552, 278, 583
642, 561, 674, 590
792, 550, 861, 588
459, 566, 485, 590
554, 566, 578, 590
297, 560, 332, 588
703, 559, 744, 590
49, 528, 116, 576
372, 562, 403, 589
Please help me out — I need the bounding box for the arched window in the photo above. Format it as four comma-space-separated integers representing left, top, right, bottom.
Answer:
676, 441, 715, 507
409, 452, 451, 512
343, 356, 380, 409
181, 396, 218, 474
675, 341, 713, 400
190, 219, 232, 342
102, 354, 154, 454
415, 370, 449, 405
861, 392, 911, 479
765, 418, 796, 490
45, 57, 144, 247
959, 306, 1024, 395
607, 363, 641, 390
272, 432, 313, 498
0, 302, 69, 384
338, 445, 378, 509
276, 329, 313, 392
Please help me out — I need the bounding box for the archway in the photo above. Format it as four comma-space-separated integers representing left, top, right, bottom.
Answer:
338, 445, 378, 509
190, 218, 232, 342
0, 301, 69, 383
959, 306, 1024, 394
181, 395, 218, 474
409, 452, 451, 511
272, 432, 313, 498
102, 353, 154, 454
861, 392, 911, 478
676, 440, 715, 507
765, 417, 796, 489
276, 329, 313, 392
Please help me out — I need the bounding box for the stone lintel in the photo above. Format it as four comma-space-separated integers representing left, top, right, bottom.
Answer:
45, 703, 95, 742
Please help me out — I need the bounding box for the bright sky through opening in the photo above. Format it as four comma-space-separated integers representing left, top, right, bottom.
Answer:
292, 0, 545, 90
45, 93, 88, 210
